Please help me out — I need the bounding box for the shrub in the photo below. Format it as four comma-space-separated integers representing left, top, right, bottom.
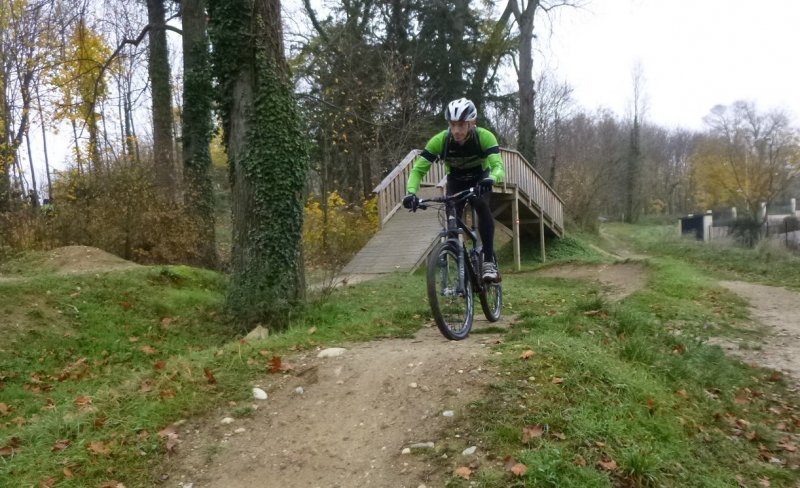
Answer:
729, 216, 763, 248
303, 192, 378, 270
15, 162, 210, 265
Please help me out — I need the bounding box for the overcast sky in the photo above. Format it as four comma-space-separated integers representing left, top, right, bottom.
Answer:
25, 0, 800, 188
535, 0, 800, 129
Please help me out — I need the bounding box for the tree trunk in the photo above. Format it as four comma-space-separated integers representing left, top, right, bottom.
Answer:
625, 114, 641, 222
147, 0, 177, 201
34, 86, 52, 201
0, 61, 10, 211
25, 130, 38, 208
512, 0, 539, 168
210, 0, 309, 331
182, 0, 217, 268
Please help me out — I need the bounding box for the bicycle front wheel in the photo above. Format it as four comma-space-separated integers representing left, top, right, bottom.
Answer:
427, 241, 474, 340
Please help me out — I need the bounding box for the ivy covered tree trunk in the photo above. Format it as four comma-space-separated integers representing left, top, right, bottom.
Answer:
209, 0, 309, 330
181, 0, 217, 268
147, 0, 177, 200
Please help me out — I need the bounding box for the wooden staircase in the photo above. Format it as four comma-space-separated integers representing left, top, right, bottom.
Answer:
340, 148, 564, 277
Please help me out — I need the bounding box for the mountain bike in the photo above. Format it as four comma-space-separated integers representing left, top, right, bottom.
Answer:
417, 188, 502, 340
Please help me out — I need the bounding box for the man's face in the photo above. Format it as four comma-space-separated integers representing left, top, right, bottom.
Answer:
449, 120, 475, 144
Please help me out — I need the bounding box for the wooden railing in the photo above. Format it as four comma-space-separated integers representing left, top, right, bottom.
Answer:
372, 150, 446, 227
372, 147, 563, 233
499, 148, 564, 233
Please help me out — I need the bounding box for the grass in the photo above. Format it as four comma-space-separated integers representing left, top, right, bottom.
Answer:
434, 226, 800, 487
0, 260, 427, 487
602, 222, 800, 289
2, 226, 800, 487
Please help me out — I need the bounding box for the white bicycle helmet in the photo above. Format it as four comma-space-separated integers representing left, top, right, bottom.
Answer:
444, 98, 477, 122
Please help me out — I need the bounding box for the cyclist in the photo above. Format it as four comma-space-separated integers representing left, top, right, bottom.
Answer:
402, 97, 505, 282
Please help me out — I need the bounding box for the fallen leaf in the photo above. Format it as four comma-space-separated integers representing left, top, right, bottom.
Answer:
595, 441, 606, 448
597, 458, 618, 471
99, 481, 125, 488
51, 439, 71, 452
165, 436, 179, 453
503, 455, 519, 470
522, 424, 544, 442
153, 360, 166, 370
768, 371, 782, 382
552, 431, 566, 440
87, 440, 112, 455
454, 466, 472, 479
158, 426, 177, 438
258, 350, 270, 357
159, 389, 176, 400
646, 399, 656, 411
140, 346, 158, 355
267, 356, 294, 373
128, 336, 140, 343
0, 437, 22, 457
734, 395, 749, 405
139, 380, 154, 393
520, 350, 535, 360
672, 343, 685, 354
551, 377, 564, 384
574, 454, 587, 466
204, 368, 217, 385
74, 396, 92, 408
94, 416, 107, 428
308, 326, 317, 334
63, 467, 74, 478
160, 317, 174, 327
745, 431, 759, 441
510, 463, 528, 476
759, 478, 771, 487
269, 356, 282, 374
39, 476, 57, 487
675, 389, 688, 398
120, 301, 132, 310
0, 403, 11, 416
778, 441, 797, 452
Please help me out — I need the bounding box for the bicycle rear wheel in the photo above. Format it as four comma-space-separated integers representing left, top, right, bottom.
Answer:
427, 241, 474, 340
479, 281, 502, 322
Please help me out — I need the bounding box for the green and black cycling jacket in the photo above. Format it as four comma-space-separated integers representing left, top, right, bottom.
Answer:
406, 127, 505, 194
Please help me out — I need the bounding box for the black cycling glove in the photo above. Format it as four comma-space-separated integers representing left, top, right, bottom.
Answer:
402, 193, 419, 211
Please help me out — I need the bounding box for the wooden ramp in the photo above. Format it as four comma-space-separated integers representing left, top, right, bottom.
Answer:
340, 188, 442, 275
340, 148, 564, 279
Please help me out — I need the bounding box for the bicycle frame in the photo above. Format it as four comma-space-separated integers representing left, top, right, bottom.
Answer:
416, 187, 503, 339
421, 189, 486, 295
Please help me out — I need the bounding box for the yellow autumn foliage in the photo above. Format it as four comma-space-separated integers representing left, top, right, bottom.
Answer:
303, 192, 378, 269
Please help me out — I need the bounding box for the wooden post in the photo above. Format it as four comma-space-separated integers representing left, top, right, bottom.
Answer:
512, 187, 521, 271
539, 212, 546, 263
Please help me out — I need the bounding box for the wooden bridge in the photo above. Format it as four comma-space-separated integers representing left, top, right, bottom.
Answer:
340, 148, 564, 278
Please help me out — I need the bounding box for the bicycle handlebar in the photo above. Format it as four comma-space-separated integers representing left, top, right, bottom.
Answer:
417, 188, 476, 210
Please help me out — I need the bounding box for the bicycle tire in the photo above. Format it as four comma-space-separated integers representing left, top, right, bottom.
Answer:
479, 281, 502, 322
427, 241, 474, 340
478, 253, 502, 322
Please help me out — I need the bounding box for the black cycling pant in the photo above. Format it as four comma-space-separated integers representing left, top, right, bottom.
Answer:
446, 172, 495, 261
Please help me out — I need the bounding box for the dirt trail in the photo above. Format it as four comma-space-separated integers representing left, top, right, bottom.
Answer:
163, 323, 504, 488
715, 281, 800, 382
162, 263, 650, 488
